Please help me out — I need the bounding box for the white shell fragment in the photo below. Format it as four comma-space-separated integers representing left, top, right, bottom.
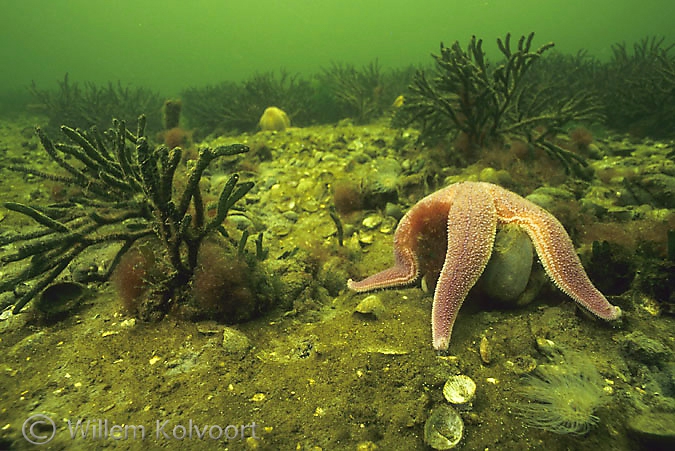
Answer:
443, 375, 477, 405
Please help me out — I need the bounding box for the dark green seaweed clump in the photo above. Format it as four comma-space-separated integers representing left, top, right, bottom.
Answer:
30, 73, 164, 134
401, 32, 603, 175
599, 36, 675, 138
181, 70, 316, 137
316, 60, 416, 125
0, 115, 271, 321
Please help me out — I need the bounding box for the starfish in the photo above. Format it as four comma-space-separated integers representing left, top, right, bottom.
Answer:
348, 181, 621, 351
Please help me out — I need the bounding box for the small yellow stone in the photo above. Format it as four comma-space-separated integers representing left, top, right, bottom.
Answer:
357, 440, 379, 451
250, 393, 266, 402
245, 436, 259, 450
148, 356, 161, 365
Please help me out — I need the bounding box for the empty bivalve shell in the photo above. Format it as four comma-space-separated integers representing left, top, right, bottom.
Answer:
424, 404, 464, 450
443, 375, 476, 405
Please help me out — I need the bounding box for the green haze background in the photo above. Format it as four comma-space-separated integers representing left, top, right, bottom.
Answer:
2, 0, 674, 96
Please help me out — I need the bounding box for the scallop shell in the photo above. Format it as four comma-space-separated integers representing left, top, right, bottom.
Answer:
443, 375, 476, 405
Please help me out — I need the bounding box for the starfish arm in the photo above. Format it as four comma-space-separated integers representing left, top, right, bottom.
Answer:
348, 186, 457, 293
432, 186, 497, 351
491, 185, 621, 321
347, 213, 420, 292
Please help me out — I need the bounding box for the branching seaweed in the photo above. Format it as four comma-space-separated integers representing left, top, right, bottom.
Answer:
318, 60, 388, 124
181, 70, 315, 136
316, 60, 416, 125
30, 74, 163, 133
0, 115, 254, 316
402, 33, 603, 175
599, 36, 675, 138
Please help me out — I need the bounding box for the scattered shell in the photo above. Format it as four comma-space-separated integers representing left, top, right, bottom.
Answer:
0, 308, 12, 321
354, 294, 386, 319
366, 347, 409, 356
149, 356, 161, 365
362, 215, 383, 230
119, 318, 136, 329
443, 375, 476, 405
535, 337, 558, 357
299, 198, 319, 212
270, 223, 292, 237
358, 232, 375, 245
34, 282, 86, 321
424, 404, 464, 450
355, 441, 378, 451
378, 217, 398, 234
196, 322, 222, 335
316, 222, 338, 239
479, 336, 492, 364
505, 355, 537, 376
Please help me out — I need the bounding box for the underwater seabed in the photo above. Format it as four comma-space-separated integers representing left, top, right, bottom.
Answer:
0, 114, 674, 451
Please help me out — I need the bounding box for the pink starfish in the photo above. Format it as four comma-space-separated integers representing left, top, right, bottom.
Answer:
348, 181, 621, 351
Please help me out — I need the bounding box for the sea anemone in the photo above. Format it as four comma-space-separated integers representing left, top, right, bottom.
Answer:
512, 357, 609, 435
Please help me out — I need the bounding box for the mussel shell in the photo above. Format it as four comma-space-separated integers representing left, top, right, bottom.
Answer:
34, 282, 87, 320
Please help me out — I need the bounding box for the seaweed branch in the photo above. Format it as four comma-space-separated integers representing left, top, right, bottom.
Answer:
29, 74, 163, 133
402, 32, 603, 174
600, 36, 675, 138
0, 115, 252, 315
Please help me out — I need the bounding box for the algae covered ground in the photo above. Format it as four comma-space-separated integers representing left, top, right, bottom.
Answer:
1, 114, 674, 450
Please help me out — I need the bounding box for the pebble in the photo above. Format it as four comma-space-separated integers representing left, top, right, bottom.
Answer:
478, 225, 533, 303
627, 412, 675, 447
621, 331, 671, 365
222, 327, 252, 353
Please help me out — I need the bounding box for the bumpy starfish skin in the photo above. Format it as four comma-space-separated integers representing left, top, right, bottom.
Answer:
348, 181, 621, 351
